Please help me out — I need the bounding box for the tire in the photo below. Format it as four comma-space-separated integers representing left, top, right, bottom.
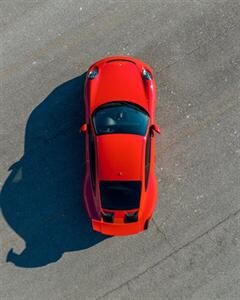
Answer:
144, 219, 150, 230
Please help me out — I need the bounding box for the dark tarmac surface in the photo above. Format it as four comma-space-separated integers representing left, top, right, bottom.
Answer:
0, 1, 240, 299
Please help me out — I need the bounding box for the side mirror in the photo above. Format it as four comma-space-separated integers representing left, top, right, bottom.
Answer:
151, 124, 161, 134
79, 123, 88, 133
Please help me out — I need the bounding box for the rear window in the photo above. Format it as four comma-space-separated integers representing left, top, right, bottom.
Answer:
100, 181, 141, 210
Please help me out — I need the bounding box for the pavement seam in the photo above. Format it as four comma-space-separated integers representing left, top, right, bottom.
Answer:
97, 206, 240, 299
161, 21, 240, 72
151, 216, 174, 248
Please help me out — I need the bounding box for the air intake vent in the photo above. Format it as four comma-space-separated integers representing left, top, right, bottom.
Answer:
107, 59, 135, 64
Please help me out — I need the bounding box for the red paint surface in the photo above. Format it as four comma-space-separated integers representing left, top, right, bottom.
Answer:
82, 56, 159, 236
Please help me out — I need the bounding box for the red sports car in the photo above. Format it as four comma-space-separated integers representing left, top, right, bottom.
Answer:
80, 56, 160, 236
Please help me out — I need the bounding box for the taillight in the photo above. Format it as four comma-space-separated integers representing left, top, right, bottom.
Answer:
102, 212, 114, 223
124, 211, 138, 223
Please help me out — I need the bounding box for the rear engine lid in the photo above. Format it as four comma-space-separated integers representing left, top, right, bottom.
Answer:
100, 180, 141, 210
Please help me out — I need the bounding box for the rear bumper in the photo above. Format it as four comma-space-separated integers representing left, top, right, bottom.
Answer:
92, 219, 145, 236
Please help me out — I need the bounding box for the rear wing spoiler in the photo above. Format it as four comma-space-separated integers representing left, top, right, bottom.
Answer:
92, 219, 145, 236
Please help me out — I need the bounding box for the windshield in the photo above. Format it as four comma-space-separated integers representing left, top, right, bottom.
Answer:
100, 181, 141, 210
92, 102, 149, 136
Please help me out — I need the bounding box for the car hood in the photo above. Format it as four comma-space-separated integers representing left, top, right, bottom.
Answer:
96, 134, 145, 181
89, 60, 149, 112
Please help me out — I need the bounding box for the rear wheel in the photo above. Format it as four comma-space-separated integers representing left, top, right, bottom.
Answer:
144, 219, 150, 230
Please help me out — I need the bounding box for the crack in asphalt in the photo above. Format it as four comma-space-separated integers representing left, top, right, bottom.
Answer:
97, 206, 240, 299
161, 21, 240, 72
151, 216, 174, 248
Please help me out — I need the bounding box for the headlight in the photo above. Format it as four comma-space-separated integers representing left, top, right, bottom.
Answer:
88, 68, 98, 79
142, 68, 152, 80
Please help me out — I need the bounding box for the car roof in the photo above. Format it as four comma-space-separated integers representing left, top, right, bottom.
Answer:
96, 133, 146, 181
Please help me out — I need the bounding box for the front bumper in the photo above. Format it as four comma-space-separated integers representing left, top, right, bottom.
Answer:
92, 219, 145, 236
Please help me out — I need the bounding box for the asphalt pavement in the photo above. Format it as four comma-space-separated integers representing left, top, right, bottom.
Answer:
0, 1, 240, 299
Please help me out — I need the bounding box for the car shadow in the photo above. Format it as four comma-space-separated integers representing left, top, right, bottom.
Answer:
0, 73, 109, 268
